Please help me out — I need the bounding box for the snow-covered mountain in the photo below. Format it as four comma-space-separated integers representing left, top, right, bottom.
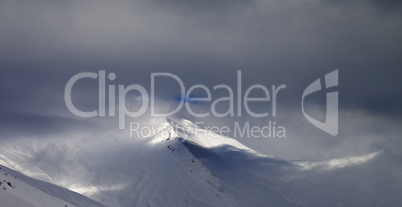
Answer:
0, 118, 401, 206
0, 164, 105, 207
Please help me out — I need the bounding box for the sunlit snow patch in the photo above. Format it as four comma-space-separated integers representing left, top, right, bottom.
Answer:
296, 150, 382, 171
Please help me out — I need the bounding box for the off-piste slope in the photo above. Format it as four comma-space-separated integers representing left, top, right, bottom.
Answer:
0, 117, 401, 207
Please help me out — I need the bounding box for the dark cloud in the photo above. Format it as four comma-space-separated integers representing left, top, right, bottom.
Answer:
0, 0, 401, 157
367, 0, 402, 12
0, 113, 96, 139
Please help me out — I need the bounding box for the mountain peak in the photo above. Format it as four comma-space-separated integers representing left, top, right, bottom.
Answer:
159, 117, 263, 156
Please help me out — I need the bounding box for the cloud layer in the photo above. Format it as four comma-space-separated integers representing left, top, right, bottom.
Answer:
1, 0, 401, 159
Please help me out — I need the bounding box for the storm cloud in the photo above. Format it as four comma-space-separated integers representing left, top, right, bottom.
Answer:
1, 0, 401, 159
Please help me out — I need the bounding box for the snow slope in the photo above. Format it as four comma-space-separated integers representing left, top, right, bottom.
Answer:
0, 164, 105, 207
0, 118, 236, 207
0, 117, 401, 207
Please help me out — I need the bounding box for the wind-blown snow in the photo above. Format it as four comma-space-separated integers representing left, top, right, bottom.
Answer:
0, 117, 401, 207
296, 150, 382, 171
0, 165, 105, 207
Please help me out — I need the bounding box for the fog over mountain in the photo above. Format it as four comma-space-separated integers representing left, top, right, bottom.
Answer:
0, 0, 401, 206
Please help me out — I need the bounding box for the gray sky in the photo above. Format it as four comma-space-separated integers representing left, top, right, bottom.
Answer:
1, 0, 401, 160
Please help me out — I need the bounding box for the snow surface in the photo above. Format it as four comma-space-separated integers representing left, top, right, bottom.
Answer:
0, 165, 105, 207
0, 117, 401, 206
